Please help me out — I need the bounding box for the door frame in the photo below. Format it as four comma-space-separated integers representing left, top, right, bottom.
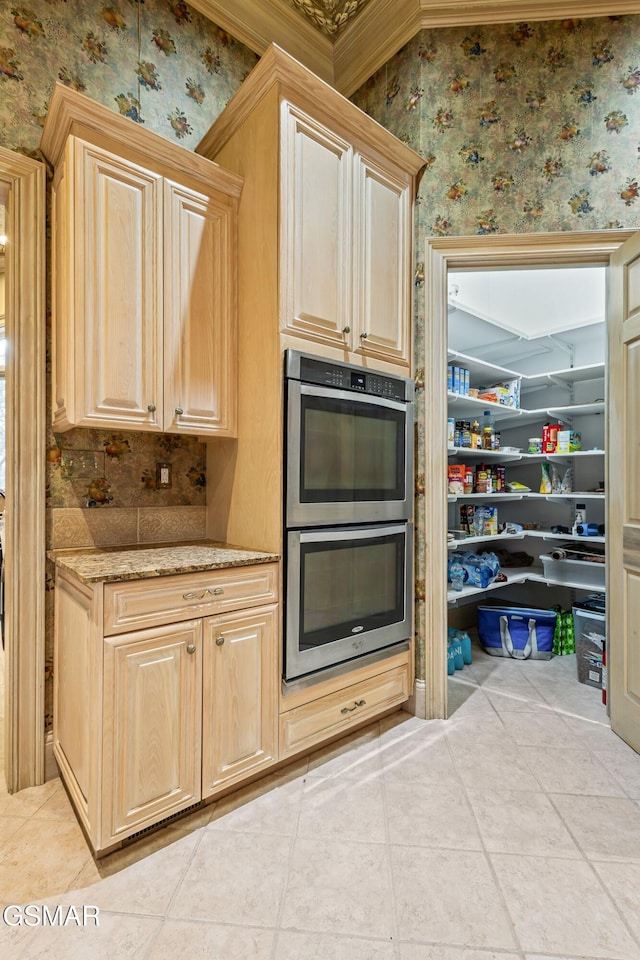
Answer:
422, 229, 632, 720
0, 147, 46, 792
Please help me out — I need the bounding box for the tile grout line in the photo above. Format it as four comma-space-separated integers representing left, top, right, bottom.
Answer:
269, 755, 309, 960
440, 720, 527, 959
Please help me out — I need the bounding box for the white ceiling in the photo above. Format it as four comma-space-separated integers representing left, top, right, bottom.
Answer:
448, 266, 607, 339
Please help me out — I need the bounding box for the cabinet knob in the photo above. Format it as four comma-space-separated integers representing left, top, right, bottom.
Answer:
186, 642, 196, 654
342, 326, 351, 334
360, 331, 369, 340
147, 403, 156, 412
175, 407, 184, 416
212, 587, 224, 596
215, 636, 225, 646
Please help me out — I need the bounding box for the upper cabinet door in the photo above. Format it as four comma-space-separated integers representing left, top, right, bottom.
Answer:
163, 181, 237, 436
353, 156, 411, 366
281, 103, 352, 348
74, 140, 164, 431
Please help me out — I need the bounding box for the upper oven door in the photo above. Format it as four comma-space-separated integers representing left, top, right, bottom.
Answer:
286, 381, 413, 527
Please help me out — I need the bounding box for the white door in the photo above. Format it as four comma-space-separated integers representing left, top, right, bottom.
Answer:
608, 230, 640, 753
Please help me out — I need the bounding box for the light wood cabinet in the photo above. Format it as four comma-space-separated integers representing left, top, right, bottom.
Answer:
281, 103, 412, 364
53, 560, 279, 856
202, 606, 278, 794
41, 83, 242, 437
103, 621, 202, 838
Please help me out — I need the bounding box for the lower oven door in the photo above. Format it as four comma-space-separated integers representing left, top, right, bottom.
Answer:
284, 522, 413, 682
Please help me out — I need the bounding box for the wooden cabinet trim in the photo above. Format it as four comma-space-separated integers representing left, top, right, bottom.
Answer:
279, 662, 410, 759
103, 563, 279, 635
41, 83, 243, 198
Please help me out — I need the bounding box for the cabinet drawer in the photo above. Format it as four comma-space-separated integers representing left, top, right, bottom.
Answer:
104, 563, 278, 635
279, 663, 409, 759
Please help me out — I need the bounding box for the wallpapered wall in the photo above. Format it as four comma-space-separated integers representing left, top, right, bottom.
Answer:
351, 14, 640, 678
1, 0, 256, 522
0, 0, 258, 727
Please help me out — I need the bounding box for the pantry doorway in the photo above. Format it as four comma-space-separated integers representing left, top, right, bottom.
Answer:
422, 230, 632, 737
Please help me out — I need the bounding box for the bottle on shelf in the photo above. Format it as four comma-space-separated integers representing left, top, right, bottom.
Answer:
471, 419, 482, 449
482, 410, 495, 450
449, 555, 465, 592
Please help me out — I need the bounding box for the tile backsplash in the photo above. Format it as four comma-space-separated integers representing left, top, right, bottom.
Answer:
49, 505, 207, 549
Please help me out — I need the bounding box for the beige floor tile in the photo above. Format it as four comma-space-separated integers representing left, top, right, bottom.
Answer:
0, 778, 61, 821
466, 787, 580, 858
280, 837, 395, 939
390, 847, 516, 950
385, 780, 483, 851
447, 684, 496, 718
0, 815, 29, 847
10, 911, 161, 960
561, 715, 622, 752
400, 949, 522, 960
208, 765, 306, 836
593, 860, 640, 942
67, 831, 201, 917
551, 793, 640, 861
519, 745, 627, 797
297, 777, 387, 843
497, 712, 580, 748
147, 918, 276, 960
484, 690, 554, 716
444, 710, 508, 743
0, 818, 93, 904
274, 930, 397, 959
491, 853, 640, 958
306, 725, 383, 781
382, 736, 462, 787
30, 781, 78, 823
594, 749, 640, 799
447, 739, 541, 792
168, 830, 291, 926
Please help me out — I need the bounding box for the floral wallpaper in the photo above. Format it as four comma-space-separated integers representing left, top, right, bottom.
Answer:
0, 0, 258, 730
351, 14, 640, 680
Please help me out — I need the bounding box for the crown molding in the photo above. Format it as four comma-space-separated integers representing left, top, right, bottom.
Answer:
180, 1, 640, 98
187, 0, 335, 82
334, 0, 640, 95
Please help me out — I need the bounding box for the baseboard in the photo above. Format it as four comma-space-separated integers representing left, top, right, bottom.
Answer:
407, 678, 427, 719
44, 732, 58, 782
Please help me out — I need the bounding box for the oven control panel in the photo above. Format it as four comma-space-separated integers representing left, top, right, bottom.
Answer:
291, 352, 411, 402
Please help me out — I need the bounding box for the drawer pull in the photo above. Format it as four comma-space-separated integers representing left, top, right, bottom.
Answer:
186, 643, 196, 654
340, 699, 366, 715
215, 636, 225, 646
182, 586, 225, 601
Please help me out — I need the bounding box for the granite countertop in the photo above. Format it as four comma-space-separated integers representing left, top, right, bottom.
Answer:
48, 540, 280, 584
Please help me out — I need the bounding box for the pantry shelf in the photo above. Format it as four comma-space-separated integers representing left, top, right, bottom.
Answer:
447, 532, 525, 550
447, 566, 537, 604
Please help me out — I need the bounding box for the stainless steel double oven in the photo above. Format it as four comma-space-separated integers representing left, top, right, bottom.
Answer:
284, 350, 414, 684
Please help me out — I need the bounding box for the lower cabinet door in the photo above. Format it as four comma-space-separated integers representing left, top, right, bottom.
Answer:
102, 620, 202, 845
202, 604, 278, 796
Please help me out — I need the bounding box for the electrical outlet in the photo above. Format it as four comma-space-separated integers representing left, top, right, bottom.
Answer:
155, 462, 172, 489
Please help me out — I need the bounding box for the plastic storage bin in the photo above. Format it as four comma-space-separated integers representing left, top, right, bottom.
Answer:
573, 594, 606, 688
540, 555, 605, 589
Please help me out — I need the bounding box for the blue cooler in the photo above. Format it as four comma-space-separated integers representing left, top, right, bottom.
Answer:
477, 605, 556, 660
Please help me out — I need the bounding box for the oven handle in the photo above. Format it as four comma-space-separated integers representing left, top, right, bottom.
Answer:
299, 382, 411, 413
295, 521, 412, 545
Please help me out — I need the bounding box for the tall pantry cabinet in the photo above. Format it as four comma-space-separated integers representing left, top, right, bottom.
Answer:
197, 43, 425, 555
